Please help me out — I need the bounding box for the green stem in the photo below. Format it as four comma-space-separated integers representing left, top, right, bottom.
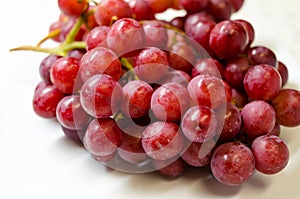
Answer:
10, 41, 86, 56
63, 17, 84, 45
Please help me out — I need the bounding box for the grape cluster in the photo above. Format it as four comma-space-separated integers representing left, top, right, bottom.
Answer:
17, 0, 300, 186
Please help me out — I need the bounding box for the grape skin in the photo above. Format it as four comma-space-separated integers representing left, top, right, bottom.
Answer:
251, 135, 289, 175
210, 142, 255, 186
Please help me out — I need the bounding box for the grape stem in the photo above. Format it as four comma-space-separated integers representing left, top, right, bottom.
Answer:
10, 16, 86, 56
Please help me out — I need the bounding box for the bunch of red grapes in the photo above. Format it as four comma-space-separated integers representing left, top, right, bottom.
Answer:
28, 0, 300, 186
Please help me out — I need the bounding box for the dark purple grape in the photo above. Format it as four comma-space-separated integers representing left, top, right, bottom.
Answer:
248, 46, 277, 67
179, 0, 209, 13
277, 61, 289, 86
207, 0, 233, 22
224, 57, 251, 89
39, 54, 61, 84
271, 89, 300, 127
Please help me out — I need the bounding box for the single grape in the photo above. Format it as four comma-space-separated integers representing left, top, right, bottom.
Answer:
210, 142, 255, 186
146, 0, 173, 13
181, 139, 216, 167
107, 18, 145, 56
251, 135, 289, 175
241, 100, 276, 138
234, 19, 255, 49
277, 61, 289, 86
50, 57, 80, 94
128, 0, 154, 21
271, 89, 300, 127
80, 47, 122, 81
243, 64, 282, 101
181, 106, 218, 143
80, 74, 123, 118
218, 103, 241, 141
185, 14, 216, 52
84, 118, 123, 156
187, 74, 226, 109
39, 54, 61, 84
209, 20, 248, 60
58, 0, 88, 18
134, 47, 169, 83
151, 82, 190, 122
33, 82, 65, 119
224, 57, 251, 89
179, 0, 209, 13
143, 20, 168, 49
121, 80, 153, 118
248, 46, 277, 67
94, 0, 132, 26
207, 0, 233, 22
85, 26, 110, 51
56, 95, 91, 130
142, 121, 184, 160
168, 41, 196, 73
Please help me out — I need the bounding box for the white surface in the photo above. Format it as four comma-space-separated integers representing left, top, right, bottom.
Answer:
1, 0, 300, 199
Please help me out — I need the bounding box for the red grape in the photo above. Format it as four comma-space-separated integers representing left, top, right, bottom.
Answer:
50, 57, 80, 94
181, 106, 218, 143
134, 47, 169, 83
187, 74, 226, 109
80, 74, 123, 118
251, 135, 289, 175
121, 80, 153, 118
94, 0, 132, 26
33, 82, 65, 119
210, 142, 255, 186
80, 47, 122, 81
209, 20, 248, 59
56, 95, 90, 130
248, 46, 277, 67
243, 64, 282, 101
39, 54, 61, 84
58, 0, 88, 18
271, 89, 300, 127
241, 100, 276, 138
85, 26, 110, 51
151, 82, 190, 122
142, 121, 184, 160
84, 118, 123, 156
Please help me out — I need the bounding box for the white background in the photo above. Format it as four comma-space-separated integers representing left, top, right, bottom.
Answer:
1, 0, 300, 199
